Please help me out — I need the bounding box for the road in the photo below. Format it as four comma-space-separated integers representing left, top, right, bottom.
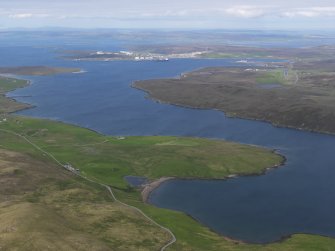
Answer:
294, 71, 299, 85
0, 128, 176, 251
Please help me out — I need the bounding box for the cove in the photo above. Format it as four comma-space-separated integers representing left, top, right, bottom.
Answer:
3, 45, 335, 243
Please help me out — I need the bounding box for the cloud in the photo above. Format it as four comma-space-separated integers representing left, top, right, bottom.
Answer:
8, 13, 50, 19
281, 7, 335, 18
3, 3, 335, 23
131, 9, 216, 19
97, 7, 267, 20
225, 6, 265, 18
9, 13, 33, 19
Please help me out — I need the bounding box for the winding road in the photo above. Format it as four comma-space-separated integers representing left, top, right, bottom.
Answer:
0, 127, 177, 251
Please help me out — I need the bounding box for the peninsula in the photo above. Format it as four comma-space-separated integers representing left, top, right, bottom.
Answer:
0, 66, 81, 76
0, 66, 81, 113
134, 61, 335, 134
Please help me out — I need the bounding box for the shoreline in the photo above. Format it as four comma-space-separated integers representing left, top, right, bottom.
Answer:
142, 151, 286, 203
132, 81, 335, 136
0, 76, 35, 114
141, 177, 175, 202
184, 208, 335, 245
141, 153, 335, 246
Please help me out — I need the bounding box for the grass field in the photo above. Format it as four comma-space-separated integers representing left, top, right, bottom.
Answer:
0, 116, 283, 189
256, 70, 285, 84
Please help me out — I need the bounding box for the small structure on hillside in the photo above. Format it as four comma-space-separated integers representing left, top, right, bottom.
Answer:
63, 163, 80, 173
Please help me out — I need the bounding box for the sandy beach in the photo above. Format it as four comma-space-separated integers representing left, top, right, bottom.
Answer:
141, 177, 174, 202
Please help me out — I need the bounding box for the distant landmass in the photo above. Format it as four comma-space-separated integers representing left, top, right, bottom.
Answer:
0, 66, 81, 76
134, 46, 335, 134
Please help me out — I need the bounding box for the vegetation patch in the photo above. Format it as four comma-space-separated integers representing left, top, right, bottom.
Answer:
0, 148, 169, 251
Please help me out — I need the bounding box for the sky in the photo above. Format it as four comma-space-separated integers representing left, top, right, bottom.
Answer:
1, 0, 335, 30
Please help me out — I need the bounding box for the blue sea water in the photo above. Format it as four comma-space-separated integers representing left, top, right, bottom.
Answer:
2, 31, 335, 243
